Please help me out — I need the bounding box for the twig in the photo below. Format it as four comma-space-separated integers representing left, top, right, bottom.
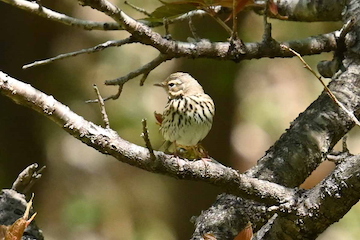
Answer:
140, 72, 150, 86
92, 84, 110, 128
342, 135, 348, 152
86, 84, 124, 103
211, 14, 232, 36
317, 18, 356, 78
338, 17, 356, 40
168, 6, 223, 25
124, 0, 151, 16
171, 6, 223, 23
231, 0, 238, 40
105, 54, 172, 85
163, 18, 171, 39
141, 119, 156, 162
281, 44, 360, 126
188, 16, 200, 41
262, 0, 273, 43
1, 0, 121, 30
12, 163, 46, 194
23, 38, 135, 69
327, 135, 351, 164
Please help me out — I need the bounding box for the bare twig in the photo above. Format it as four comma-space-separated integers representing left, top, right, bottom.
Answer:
188, 16, 200, 41
168, 6, 223, 24
163, 18, 171, 38
23, 38, 135, 69
1, 0, 121, 30
86, 84, 124, 103
124, 0, 151, 16
262, 0, 272, 42
141, 119, 156, 162
318, 18, 356, 78
342, 135, 349, 152
231, 0, 238, 40
338, 17, 356, 40
281, 44, 360, 126
12, 163, 46, 194
211, 14, 233, 36
140, 72, 150, 86
105, 54, 173, 86
327, 136, 351, 163
92, 84, 110, 128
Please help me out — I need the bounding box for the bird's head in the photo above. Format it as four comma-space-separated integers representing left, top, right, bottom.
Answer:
154, 72, 204, 99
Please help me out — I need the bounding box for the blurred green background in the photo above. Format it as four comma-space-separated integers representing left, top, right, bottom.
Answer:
0, 1, 359, 239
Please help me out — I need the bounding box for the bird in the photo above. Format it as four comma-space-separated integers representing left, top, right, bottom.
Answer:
154, 72, 215, 158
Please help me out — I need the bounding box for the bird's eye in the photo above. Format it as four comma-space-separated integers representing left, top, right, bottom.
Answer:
168, 83, 175, 87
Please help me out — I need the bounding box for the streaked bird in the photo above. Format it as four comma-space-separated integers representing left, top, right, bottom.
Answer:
154, 72, 215, 158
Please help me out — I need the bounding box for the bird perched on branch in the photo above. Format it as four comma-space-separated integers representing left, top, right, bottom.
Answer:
154, 72, 215, 159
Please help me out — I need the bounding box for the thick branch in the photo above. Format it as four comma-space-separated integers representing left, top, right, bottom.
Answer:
193, 48, 360, 240
0, 71, 296, 207
80, 0, 338, 62
255, 154, 360, 239
272, 0, 345, 22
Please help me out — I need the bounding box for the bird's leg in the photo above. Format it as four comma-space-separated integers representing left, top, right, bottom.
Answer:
159, 140, 172, 153
196, 143, 210, 159
173, 141, 186, 169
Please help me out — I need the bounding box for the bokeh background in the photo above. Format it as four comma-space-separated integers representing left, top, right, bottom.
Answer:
0, 1, 359, 239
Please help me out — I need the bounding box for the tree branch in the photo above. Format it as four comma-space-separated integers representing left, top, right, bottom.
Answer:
0, 71, 297, 207
270, 0, 345, 22
105, 54, 173, 86
4, 68, 359, 239
254, 154, 360, 239
11, 163, 45, 194
193, 55, 360, 239
79, 0, 338, 62
0, 0, 122, 30
23, 37, 136, 69
92, 84, 110, 129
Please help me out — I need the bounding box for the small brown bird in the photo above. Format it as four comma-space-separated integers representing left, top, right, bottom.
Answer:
154, 72, 215, 158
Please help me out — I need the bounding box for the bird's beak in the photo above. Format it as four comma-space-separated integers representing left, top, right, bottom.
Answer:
154, 82, 164, 87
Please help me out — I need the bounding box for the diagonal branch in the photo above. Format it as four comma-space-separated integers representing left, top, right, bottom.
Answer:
23, 37, 136, 69
92, 84, 110, 128
193, 57, 360, 239
0, 70, 296, 207
1, 0, 121, 30
254, 154, 360, 239
105, 54, 173, 86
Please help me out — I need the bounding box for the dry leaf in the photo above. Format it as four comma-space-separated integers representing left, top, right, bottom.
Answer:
0, 195, 37, 240
203, 232, 217, 240
234, 223, 253, 240
154, 111, 163, 125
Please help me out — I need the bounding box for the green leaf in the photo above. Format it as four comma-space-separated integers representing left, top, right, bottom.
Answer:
144, 3, 198, 23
